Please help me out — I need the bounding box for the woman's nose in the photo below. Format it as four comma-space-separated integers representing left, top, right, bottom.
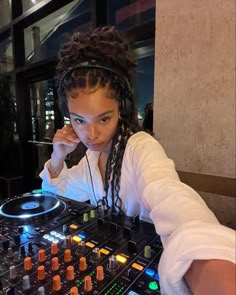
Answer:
87, 124, 98, 141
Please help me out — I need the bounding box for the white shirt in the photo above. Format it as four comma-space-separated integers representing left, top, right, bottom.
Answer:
40, 131, 235, 295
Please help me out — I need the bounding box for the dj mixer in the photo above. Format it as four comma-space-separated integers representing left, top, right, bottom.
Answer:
0, 191, 163, 295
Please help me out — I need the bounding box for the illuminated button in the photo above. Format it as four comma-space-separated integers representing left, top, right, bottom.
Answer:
79, 256, 87, 271
32, 189, 43, 194
53, 275, 61, 291
116, 255, 127, 264
131, 263, 144, 271
144, 245, 152, 258
100, 248, 110, 255
43, 234, 49, 239
52, 238, 59, 243
72, 236, 82, 243
70, 224, 78, 229
51, 257, 59, 271
70, 286, 79, 295
37, 265, 46, 281
83, 212, 89, 222
86, 241, 95, 248
54, 232, 60, 237
145, 268, 155, 277
51, 242, 58, 255
59, 234, 65, 240
84, 275, 92, 292
149, 281, 159, 291
64, 249, 72, 263
24, 257, 32, 271
154, 272, 160, 280
78, 233, 86, 239
128, 292, 140, 295
50, 231, 56, 236
67, 265, 75, 281
38, 249, 46, 263
96, 265, 104, 281
90, 209, 96, 218
48, 236, 54, 242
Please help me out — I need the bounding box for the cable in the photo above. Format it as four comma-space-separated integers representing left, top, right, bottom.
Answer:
85, 154, 109, 209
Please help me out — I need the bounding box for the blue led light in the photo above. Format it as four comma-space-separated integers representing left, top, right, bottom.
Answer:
154, 272, 160, 280
145, 268, 155, 277
78, 233, 86, 239
32, 189, 44, 194
128, 291, 140, 295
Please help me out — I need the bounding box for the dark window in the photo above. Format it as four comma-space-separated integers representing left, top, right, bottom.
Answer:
108, 0, 155, 31
24, 0, 92, 64
0, 35, 13, 73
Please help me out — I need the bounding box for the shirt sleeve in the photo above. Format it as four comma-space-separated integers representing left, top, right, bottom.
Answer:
127, 132, 236, 295
39, 156, 90, 202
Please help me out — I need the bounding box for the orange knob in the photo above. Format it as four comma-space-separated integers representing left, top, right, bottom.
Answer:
38, 249, 46, 263
53, 275, 61, 291
96, 265, 104, 281
67, 265, 75, 281
51, 257, 59, 271
24, 257, 32, 271
51, 242, 58, 255
64, 249, 72, 263
37, 265, 46, 281
70, 286, 79, 295
79, 256, 87, 271
84, 275, 92, 292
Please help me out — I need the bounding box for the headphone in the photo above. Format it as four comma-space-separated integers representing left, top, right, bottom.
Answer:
57, 60, 134, 118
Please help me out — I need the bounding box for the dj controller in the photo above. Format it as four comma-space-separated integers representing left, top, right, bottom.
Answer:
0, 191, 163, 295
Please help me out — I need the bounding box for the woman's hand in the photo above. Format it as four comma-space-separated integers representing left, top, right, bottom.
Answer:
52, 124, 80, 161
48, 124, 80, 178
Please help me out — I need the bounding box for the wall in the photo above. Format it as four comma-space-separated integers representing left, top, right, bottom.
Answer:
154, 0, 235, 228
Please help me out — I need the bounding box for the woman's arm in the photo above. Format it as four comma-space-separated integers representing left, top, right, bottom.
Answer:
185, 259, 235, 295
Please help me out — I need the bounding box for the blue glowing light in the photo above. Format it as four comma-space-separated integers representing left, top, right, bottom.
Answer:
145, 268, 155, 277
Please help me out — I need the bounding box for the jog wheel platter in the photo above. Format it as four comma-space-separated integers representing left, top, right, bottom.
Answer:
0, 192, 66, 225
0, 191, 163, 295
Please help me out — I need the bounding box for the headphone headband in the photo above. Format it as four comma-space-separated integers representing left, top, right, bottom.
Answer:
58, 60, 132, 93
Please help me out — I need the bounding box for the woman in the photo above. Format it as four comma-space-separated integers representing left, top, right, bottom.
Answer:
40, 26, 235, 295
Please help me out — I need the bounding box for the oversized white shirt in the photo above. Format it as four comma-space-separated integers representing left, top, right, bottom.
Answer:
40, 131, 235, 295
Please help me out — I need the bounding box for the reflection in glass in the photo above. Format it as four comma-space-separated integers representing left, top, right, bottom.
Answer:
0, 74, 21, 175
22, 0, 44, 12
133, 40, 154, 127
24, 0, 92, 63
108, 0, 155, 31
0, 36, 13, 73
0, 0, 11, 29
29, 79, 58, 175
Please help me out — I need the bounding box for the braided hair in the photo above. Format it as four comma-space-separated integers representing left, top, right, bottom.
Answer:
57, 26, 141, 214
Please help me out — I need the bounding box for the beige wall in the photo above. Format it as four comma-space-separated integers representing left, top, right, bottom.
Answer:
154, 0, 235, 227
154, 0, 235, 178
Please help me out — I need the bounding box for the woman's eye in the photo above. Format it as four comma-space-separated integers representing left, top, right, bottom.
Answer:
74, 118, 85, 125
100, 117, 110, 123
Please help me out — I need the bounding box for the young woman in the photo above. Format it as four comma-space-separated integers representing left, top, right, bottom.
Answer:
40, 26, 235, 295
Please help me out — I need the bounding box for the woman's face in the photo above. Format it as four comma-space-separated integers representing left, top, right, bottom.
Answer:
67, 87, 119, 153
